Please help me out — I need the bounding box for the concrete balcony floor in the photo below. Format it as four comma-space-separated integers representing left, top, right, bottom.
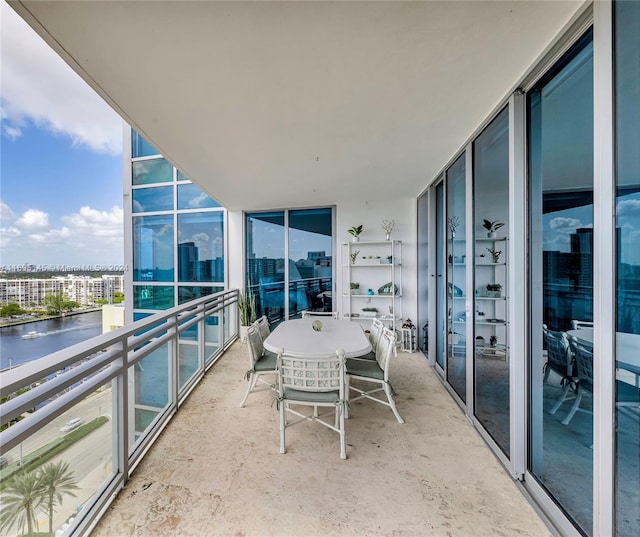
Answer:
93, 342, 551, 537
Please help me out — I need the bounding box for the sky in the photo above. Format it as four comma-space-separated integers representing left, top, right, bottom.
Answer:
0, 1, 124, 270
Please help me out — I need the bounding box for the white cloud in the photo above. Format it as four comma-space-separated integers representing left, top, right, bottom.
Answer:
549, 217, 582, 232
0, 202, 123, 267
617, 198, 640, 216
15, 209, 49, 230
0, 3, 122, 154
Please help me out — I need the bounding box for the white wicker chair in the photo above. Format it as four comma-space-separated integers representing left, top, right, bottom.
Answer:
346, 328, 404, 423
277, 348, 348, 459
239, 325, 278, 408
256, 315, 271, 342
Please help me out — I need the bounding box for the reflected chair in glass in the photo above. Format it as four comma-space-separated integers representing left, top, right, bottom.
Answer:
542, 325, 575, 415
239, 325, 278, 408
346, 328, 405, 424
562, 336, 593, 425
277, 349, 347, 459
301, 310, 339, 319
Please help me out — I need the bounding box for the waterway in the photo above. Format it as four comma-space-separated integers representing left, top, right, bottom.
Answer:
0, 311, 103, 370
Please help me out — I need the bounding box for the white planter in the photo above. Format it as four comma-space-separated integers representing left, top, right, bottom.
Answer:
239, 325, 250, 343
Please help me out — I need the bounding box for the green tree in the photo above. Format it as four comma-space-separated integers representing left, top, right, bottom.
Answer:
0, 303, 24, 317
113, 291, 124, 304
38, 461, 79, 534
43, 293, 66, 315
64, 301, 80, 311
95, 299, 108, 305
0, 471, 44, 535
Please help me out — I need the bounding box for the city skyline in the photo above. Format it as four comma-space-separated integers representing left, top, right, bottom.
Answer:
0, 3, 124, 267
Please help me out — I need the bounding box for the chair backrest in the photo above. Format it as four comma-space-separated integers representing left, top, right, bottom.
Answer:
246, 325, 265, 367
369, 318, 385, 352
301, 310, 339, 319
542, 325, 572, 375
278, 350, 346, 395
568, 336, 593, 391
571, 319, 594, 330
256, 315, 271, 342
375, 329, 397, 380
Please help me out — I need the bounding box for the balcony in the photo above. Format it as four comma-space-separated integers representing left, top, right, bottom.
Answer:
1, 290, 549, 536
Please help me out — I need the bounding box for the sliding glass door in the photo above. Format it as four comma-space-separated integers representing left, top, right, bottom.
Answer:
246, 208, 333, 325
528, 29, 594, 535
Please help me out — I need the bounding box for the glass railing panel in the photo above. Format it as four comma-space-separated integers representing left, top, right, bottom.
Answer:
132, 343, 171, 442
0, 382, 114, 537
205, 313, 221, 364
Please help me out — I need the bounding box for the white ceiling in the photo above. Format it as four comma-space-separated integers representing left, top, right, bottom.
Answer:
9, 0, 584, 211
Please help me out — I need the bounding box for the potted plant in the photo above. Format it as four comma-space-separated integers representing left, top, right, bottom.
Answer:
486, 247, 502, 263
482, 219, 504, 238
350, 282, 360, 295
348, 225, 363, 242
489, 335, 498, 347
238, 289, 256, 342
486, 283, 502, 298
362, 306, 378, 317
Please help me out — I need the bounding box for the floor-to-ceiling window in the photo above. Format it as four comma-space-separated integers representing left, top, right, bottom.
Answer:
473, 106, 510, 456
528, 30, 594, 534
446, 155, 467, 401
246, 208, 333, 324
129, 131, 225, 435
417, 191, 429, 353
614, 2, 640, 534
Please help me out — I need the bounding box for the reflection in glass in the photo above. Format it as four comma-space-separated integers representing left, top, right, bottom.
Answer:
436, 181, 445, 369
177, 183, 221, 210
132, 186, 173, 213
177, 212, 224, 282
446, 154, 466, 401
473, 106, 510, 456
615, 2, 640, 534
133, 215, 174, 282
132, 158, 173, 185
246, 212, 285, 324
417, 191, 429, 353
133, 344, 170, 436
178, 285, 222, 304
133, 285, 175, 310
288, 208, 333, 318
132, 131, 159, 157
528, 30, 593, 535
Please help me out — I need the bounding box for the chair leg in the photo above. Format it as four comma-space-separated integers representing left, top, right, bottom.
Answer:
279, 402, 287, 454
345, 376, 351, 418
549, 381, 572, 415
562, 388, 584, 425
384, 382, 405, 424
339, 404, 346, 460
239, 372, 258, 408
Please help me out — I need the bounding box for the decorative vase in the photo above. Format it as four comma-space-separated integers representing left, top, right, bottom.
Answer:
352, 236, 359, 242
385, 232, 391, 241
488, 232, 496, 238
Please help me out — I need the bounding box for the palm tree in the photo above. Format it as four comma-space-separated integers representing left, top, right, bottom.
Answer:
38, 461, 79, 534
0, 471, 44, 535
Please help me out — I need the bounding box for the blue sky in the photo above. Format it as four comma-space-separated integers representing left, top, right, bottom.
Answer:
1, 2, 123, 269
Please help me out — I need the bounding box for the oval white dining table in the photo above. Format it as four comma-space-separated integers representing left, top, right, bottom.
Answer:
263, 318, 371, 358
567, 328, 640, 382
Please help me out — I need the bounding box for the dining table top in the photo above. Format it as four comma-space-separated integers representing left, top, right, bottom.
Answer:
263, 317, 372, 358
567, 328, 640, 375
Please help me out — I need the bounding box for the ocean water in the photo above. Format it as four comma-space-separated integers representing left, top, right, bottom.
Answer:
0, 311, 103, 370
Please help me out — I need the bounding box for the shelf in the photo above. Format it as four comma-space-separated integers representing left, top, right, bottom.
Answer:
348, 293, 402, 298
342, 240, 402, 246
475, 237, 507, 242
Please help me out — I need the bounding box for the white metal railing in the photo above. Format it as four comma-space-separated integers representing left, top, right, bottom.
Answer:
0, 288, 240, 537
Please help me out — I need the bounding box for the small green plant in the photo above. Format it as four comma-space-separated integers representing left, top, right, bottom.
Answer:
350, 282, 360, 290
489, 335, 498, 347
347, 225, 363, 238
362, 307, 378, 313
239, 289, 256, 326
350, 250, 360, 264
482, 219, 504, 233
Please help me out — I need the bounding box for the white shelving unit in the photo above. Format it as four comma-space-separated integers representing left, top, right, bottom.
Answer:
341, 240, 402, 334
474, 236, 508, 359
